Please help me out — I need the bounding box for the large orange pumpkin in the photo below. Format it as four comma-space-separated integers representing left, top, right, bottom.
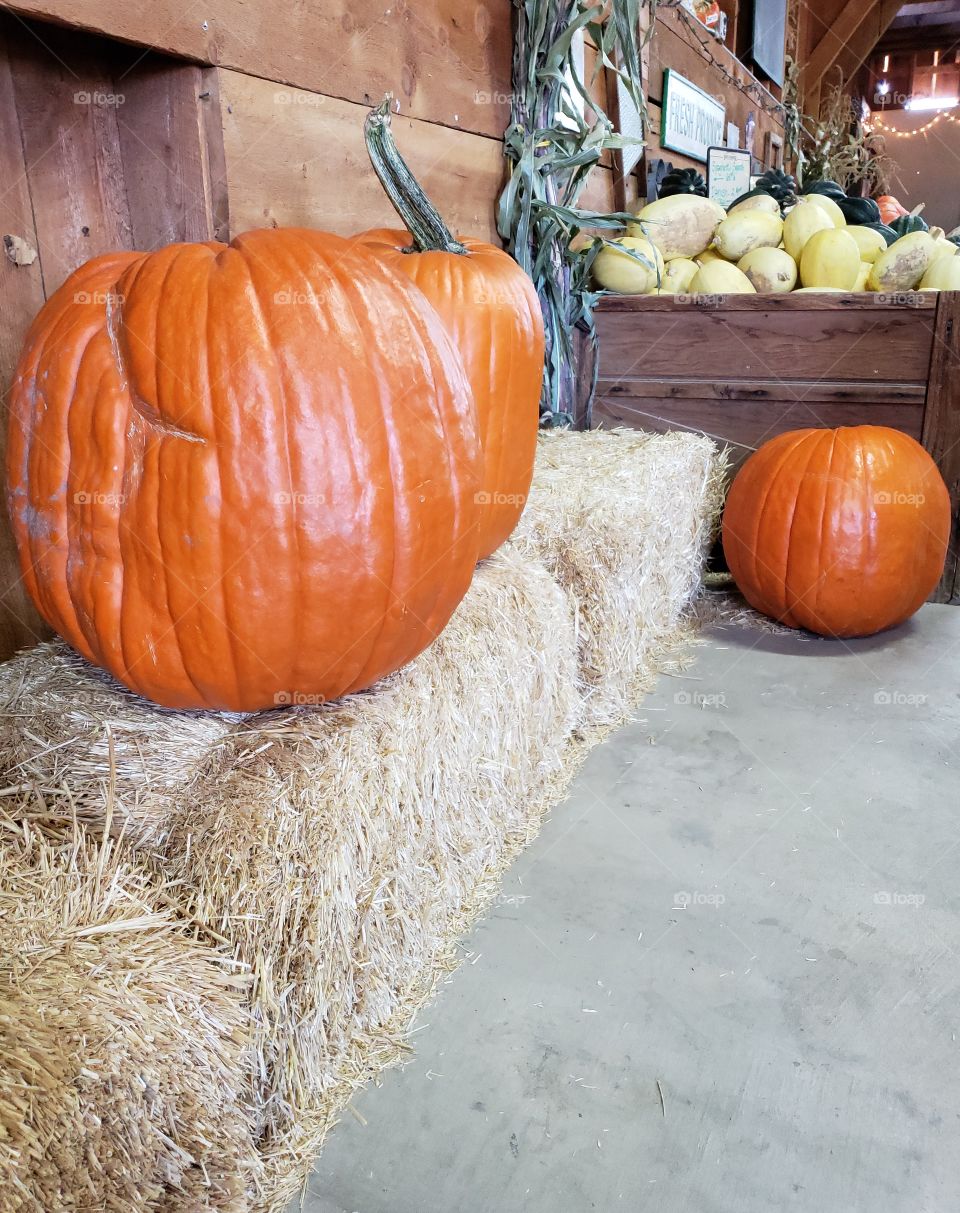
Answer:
722, 426, 950, 637
7, 228, 483, 711
360, 101, 544, 559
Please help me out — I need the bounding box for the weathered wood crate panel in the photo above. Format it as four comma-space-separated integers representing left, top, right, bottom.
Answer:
582, 293, 960, 603
595, 297, 935, 384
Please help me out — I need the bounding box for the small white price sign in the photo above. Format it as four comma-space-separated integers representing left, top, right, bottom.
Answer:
707, 146, 753, 210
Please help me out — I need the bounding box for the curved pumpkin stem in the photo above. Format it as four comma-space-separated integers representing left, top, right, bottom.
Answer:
364, 97, 467, 256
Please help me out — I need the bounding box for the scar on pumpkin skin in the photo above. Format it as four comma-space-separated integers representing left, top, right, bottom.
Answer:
104, 291, 207, 446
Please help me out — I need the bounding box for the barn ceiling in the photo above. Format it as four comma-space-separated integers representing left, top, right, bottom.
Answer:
879, 0, 960, 52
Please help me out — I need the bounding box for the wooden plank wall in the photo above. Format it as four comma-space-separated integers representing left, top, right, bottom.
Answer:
644, 6, 786, 181
1, 0, 517, 139
0, 16, 227, 655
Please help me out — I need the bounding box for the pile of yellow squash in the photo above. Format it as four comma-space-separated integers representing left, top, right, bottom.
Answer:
592, 192, 960, 296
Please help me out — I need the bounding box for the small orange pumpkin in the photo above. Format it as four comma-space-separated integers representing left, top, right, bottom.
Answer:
722, 426, 950, 637
876, 194, 909, 225
359, 101, 545, 560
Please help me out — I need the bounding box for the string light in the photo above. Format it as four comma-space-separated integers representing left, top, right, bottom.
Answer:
868, 108, 960, 138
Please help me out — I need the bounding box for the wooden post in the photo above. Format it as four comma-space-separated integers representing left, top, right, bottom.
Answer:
573, 325, 597, 431
921, 292, 960, 603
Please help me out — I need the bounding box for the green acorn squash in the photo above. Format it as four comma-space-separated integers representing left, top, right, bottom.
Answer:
801, 179, 847, 202
836, 196, 882, 226
658, 167, 708, 199
889, 213, 930, 238
755, 168, 797, 207
862, 222, 899, 246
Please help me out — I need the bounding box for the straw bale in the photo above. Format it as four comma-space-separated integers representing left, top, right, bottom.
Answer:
513, 428, 726, 729
0, 821, 259, 1211
155, 546, 580, 1205
0, 647, 238, 843
0, 428, 725, 1210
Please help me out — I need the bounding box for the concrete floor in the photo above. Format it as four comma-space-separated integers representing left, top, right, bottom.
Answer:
296, 603, 960, 1213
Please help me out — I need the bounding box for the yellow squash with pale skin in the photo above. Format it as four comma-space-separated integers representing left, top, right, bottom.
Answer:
799, 228, 861, 290
919, 255, 960, 290
714, 212, 783, 261
688, 261, 756, 294
867, 231, 937, 292
592, 237, 664, 294
848, 225, 887, 263
738, 247, 797, 293
628, 194, 724, 260
783, 199, 834, 261
803, 193, 846, 228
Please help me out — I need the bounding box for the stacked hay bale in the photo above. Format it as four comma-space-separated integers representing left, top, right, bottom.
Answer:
513, 430, 724, 730
0, 431, 723, 1211
0, 825, 258, 1211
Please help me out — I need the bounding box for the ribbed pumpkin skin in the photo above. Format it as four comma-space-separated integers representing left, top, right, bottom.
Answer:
355, 229, 544, 558
7, 228, 483, 711
722, 426, 950, 637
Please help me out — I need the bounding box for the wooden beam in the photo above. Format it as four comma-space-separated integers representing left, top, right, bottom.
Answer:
834, 0, 902, 83
804, 0, 884, 96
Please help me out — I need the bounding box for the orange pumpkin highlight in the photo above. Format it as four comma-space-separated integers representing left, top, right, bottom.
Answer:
7, 228, 483, 711
722, 426, 950, 637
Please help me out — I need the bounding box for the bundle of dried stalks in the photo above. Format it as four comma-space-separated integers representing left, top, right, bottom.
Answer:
0, 429, 724, 1210
0, 820, 258, 1211
513, 429, 726, 730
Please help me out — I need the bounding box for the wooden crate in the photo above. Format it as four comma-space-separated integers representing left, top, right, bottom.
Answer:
579, 292, 960, 603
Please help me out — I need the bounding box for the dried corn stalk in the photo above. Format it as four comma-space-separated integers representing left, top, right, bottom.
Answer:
498, 0, 655, 425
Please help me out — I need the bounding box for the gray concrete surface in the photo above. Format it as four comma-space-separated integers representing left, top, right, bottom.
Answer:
295, 603, 960, 1213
